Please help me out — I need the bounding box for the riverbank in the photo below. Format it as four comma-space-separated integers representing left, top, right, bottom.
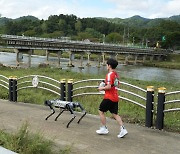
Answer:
143, 54, 180, 69
1, 51, 180, 84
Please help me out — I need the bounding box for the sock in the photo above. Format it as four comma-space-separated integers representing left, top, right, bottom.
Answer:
102, 125, 107, 129
120, 125, 125, 130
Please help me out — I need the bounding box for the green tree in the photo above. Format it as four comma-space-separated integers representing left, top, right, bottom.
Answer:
75, 20, 82, 32
76, 32, 92, 41
58, 19, 67, 31
24, 30, 36, 36
85, 28, 101, 38
105, 32, 123, 43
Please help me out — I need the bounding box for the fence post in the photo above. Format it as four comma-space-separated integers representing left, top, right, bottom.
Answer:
145, 86, 154, 127
12, 76, 17, 102
60, 79, 66, 101
67, 79, 73, 102
8, 76, 13, 101
156, 87, 166, 130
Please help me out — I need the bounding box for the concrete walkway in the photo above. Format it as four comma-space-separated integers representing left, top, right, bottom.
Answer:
0, 99, 179, 154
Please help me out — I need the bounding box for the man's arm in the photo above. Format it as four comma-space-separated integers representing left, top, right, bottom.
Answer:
98, 83, 111, 91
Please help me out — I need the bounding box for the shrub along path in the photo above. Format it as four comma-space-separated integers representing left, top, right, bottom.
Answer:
0, 99, 179, 154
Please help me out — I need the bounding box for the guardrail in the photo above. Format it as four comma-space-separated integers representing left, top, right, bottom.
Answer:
0, 75, 9, 90
0, 75, 66, 102
156, 88, 180, 129
0, 74, 179, 130
67, 79, 155, 127
71, 79, 146, 107
17, 75, 61, 96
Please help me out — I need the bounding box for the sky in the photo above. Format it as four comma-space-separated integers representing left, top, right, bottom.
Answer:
0, 0, 179, 19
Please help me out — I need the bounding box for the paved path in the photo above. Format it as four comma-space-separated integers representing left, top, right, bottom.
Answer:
0, 99, 179, 154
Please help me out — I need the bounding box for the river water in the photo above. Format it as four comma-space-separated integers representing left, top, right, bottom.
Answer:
0, 52, 180, 84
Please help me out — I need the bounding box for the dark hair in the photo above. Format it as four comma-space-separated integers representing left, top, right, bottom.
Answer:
106, 58, 118, 69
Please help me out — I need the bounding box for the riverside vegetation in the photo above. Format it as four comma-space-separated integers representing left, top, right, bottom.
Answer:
0, 66, 179, 153
0, 122, 71, 154
143, 54, 180, 69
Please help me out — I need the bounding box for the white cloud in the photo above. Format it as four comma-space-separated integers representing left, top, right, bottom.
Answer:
106, 0, 180, 18
0, 0, 179, 19
162, 0, 180, 16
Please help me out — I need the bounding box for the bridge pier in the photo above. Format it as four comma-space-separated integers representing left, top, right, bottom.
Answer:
124, 54, 130, 64
143, 55, 147, 63
28, 49, 32, 67
115, 54, 118, 61
46, 50, 50, 64
134, 55, 138, 65
150, 56, 154, 62
57, 51, 62, 68
86, 52, 91, 66
109, 54, 116, 59
67, 51, 74, 67
157, 55, 162, 61
79, 53, 84, 69
14, 49, 33, 67
102, 53, 106, 66
14, 49, 20, 66
97, 54, 101, 68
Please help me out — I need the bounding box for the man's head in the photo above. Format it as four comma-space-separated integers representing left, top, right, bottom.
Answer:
106, 58, 118, 69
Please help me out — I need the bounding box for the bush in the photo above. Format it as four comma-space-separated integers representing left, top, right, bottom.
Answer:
0, 122, 58, 154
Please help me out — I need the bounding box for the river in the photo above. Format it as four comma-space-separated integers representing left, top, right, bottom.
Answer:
0, 52, 180, 84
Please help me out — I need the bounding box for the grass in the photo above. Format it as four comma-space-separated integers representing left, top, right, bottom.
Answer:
0, 122, 71, 154
0, 66, 179, 133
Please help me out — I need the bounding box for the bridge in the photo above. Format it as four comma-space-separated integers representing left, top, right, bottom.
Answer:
0, 34, 170, 67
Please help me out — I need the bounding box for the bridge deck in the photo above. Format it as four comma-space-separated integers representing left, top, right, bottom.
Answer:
0, 34, 169, 55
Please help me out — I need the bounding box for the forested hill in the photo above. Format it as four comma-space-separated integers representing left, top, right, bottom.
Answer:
0, 14, 180, 49
1, 15, 179, 27
97, 15, 180, 28
0, 15, 39, 26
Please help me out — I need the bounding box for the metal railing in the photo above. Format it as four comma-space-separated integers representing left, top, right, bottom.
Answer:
17, 75, 61, 96
0, 75, 9, 90
2, 75, 65, 102
69, 78, 154, 128
72, 79, 146, 108
118, 81, 146, 109
164, 91, 180, 112
0, 74, 179, 130
156, 88, 180, 129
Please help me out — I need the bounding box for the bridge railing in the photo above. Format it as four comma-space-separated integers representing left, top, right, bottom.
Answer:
1, 34, 157, 50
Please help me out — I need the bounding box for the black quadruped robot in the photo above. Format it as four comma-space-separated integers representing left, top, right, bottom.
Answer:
44, 99, 86, 128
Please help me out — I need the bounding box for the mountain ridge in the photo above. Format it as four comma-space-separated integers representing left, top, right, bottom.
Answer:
97, 15, 180, 28
0, 14, 179, 28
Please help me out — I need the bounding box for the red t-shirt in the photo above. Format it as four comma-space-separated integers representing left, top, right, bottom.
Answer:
104, 71, 119, 102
